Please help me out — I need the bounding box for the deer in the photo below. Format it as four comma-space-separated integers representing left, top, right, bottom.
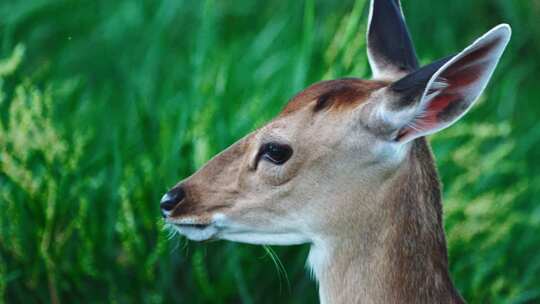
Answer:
160, 0, 511, 303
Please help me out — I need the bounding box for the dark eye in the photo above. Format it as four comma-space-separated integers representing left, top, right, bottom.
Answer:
259, 142, 293, 165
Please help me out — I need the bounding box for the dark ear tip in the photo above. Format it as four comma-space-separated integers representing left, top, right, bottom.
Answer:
367, 0, 420, 78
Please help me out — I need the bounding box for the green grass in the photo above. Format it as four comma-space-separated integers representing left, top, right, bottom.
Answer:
0, 0, 539, 303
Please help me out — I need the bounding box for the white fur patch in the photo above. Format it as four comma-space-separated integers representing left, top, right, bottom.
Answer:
307, 241, 331, 304
370, 89, 419, 132
171, 224, 218, 241
212, 213, 309, 245
166, 217, 218, 241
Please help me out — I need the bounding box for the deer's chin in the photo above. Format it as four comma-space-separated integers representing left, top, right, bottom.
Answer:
220, 232, 309, 246
170, 223, 219, 241
211, 213, 310, 246
165, 217, 219, 241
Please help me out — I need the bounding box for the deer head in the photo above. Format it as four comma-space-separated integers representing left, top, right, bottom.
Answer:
161, 0, 510, 302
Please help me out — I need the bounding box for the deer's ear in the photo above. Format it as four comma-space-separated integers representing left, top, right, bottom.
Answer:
365, 24, 511, 143
367, 0, 419, 81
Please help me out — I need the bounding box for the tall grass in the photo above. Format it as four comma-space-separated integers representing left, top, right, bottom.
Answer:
0, 0, 539, 303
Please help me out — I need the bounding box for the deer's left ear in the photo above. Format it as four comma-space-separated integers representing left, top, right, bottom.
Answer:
364, 24, 511, 143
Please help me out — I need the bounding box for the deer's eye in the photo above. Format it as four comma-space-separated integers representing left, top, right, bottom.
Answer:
259, 142, 293, 165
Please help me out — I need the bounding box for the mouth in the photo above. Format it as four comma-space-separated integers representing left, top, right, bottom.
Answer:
175, 223, 210, 229
165, 218, 219, 241
166, 217, 212, 227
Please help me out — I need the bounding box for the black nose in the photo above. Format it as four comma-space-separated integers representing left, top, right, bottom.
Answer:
160, 186, 185, 217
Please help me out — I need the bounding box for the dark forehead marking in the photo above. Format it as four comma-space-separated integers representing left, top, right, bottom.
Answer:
280, 78, 388, 115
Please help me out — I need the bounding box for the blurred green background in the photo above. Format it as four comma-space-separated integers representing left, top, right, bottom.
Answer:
0, 0, 539, 303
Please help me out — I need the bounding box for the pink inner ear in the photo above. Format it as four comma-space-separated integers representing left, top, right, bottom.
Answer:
396, 92, 465, 141
441, 36, 501, 89
444, 63, 486, 88
424, 93, 458, 119
396, 39, 500, 142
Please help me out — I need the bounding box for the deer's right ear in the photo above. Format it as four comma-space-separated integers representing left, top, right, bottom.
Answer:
367, 0, 419, 81
363, 24, 511, 143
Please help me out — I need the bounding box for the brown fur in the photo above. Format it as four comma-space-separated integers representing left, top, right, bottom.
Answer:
282, 78, 387, 115
170, 136, 250, 222
307, 138, 464, 304
381, 138, 464, 303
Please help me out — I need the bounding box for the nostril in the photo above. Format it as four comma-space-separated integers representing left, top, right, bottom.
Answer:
160, 199, 177, 211
160, 186, 186, 213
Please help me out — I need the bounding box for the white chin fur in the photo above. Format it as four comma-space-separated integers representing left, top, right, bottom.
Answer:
172, 225, 218, 241
212, 213, 309, 246
221, 232, 309, 246
167, 213, 309, 245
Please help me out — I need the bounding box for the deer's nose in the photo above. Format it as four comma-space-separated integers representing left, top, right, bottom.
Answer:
160, 186, 186, 218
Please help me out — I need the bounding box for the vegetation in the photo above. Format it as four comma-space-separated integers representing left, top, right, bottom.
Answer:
0, 0, 539, 303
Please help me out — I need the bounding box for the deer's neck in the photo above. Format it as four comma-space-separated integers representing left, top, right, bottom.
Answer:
308, 139, 464, 304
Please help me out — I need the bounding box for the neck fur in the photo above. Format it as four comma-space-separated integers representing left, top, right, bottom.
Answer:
307, 138, 464, 304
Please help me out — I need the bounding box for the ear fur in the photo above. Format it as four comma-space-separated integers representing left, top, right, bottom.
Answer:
365, 24, 512, 143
